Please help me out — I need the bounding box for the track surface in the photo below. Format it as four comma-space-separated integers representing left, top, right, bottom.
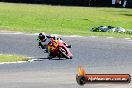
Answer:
0, 34, 132, 88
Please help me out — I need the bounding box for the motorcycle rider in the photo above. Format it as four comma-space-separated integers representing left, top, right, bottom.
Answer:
38, 32, 50, 52
38, 32, 71, 59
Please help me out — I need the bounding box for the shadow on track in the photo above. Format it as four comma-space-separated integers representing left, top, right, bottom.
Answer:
31, 57, 68, 61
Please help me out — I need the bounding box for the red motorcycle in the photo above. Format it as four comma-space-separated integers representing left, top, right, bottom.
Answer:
47, 38, 72, 60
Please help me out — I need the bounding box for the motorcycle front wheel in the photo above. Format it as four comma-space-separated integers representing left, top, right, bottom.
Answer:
59, 46, 71, 59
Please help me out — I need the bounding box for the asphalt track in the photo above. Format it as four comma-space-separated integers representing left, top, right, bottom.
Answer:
0, 33, 132, 88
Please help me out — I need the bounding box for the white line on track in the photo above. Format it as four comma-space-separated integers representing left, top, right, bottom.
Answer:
107, 37, 113, 39
0, 32, 24, 35
23, 33, 35, 35
0, 54, 35, 64
0, 61, 27, 64
124, 38, 131, 40
1, 32, 132, 41
63, 35, 83, 37
89, 36, 97, 38
33, 33, 39, 35
0, 59, 34, 65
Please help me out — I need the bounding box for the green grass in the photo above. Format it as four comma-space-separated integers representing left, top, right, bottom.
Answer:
0, 54, 29, 62
0, 2, 132, 38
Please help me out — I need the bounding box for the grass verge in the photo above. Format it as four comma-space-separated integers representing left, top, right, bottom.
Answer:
0, 2, 132, 38
0, 54, 29, 62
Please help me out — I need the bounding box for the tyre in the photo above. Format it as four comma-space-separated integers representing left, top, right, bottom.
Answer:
59, 47, 70, 59
70, 56, 72, 59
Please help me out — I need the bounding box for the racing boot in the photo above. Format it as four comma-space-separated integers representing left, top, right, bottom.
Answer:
47, 52, 52, 60
44, 49, 48, 53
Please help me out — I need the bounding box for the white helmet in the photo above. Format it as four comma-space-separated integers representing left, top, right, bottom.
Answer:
50, 34, 57, 40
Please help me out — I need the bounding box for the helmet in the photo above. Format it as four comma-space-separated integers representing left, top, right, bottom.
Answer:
38, 32, 46, 41
50, 34, 57, 40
